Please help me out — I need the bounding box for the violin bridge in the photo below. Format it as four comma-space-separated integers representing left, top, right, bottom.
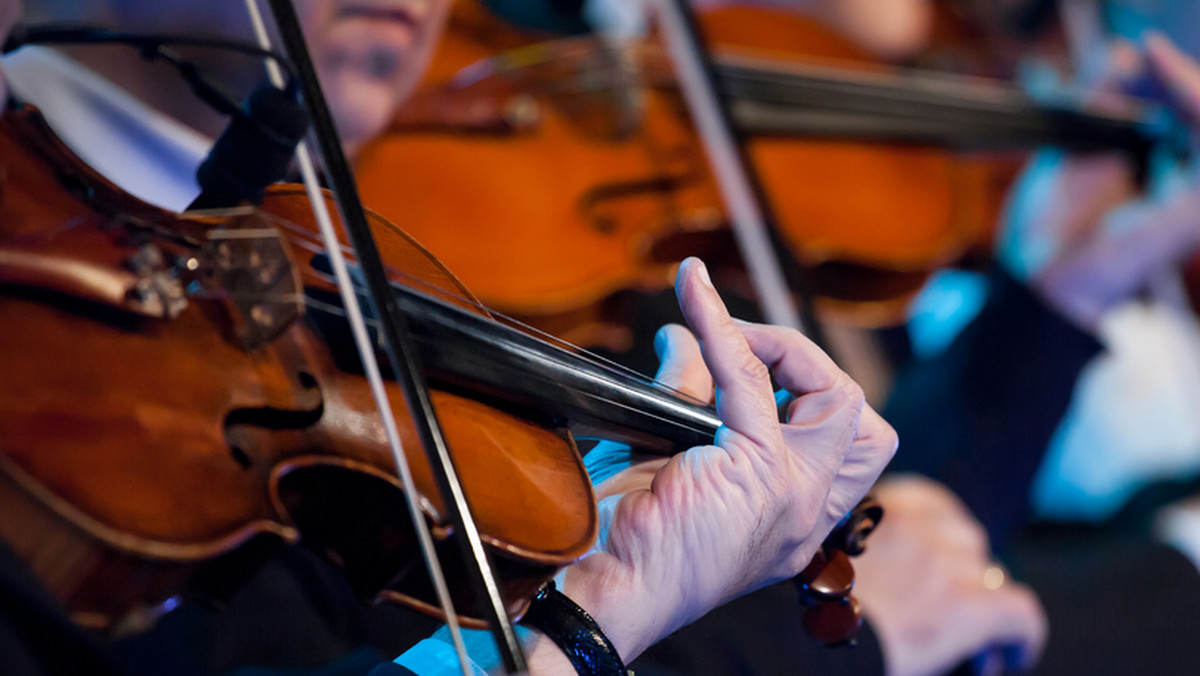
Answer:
192, 210, 304, 352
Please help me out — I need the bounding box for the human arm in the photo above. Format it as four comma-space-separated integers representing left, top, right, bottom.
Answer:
396, 257, 893, 674
1000, 34, 1200, 332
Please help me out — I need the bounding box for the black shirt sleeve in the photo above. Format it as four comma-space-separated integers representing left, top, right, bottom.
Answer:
0, 540, 123, 676
884, 267, 1104, 553
0, 537, 424, 676
1012, 532, 1200, 675
366, 663, 419, 676
632, 579, 885, 675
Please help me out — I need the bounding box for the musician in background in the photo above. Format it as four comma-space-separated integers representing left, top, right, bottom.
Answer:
884, 23, 1200, 674
6, 0, 456, 210
1019, 0, 1200, 538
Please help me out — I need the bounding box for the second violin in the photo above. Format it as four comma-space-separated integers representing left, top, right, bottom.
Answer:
357, 3, 1164, 341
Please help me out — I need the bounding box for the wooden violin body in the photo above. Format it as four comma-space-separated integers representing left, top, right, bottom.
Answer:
0, 105, 597, 630
361, 57, 729, 349
358, 3, 1158, 345
355, 7, 1026, 345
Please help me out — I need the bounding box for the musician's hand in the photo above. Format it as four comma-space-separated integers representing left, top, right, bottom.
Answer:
583, 322, 710, 502
818, 0, 933, 59
856, 476, 1047, 676
999, 34, 1200, 331
557, 258, 896, 662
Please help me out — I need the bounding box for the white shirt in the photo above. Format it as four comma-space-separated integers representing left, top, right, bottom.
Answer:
1, 45, 210, 212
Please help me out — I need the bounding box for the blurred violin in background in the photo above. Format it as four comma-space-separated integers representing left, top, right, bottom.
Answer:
356, 1, 1164, 351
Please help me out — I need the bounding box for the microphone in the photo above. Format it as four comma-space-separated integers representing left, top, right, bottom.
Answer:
188, 82, 309, 210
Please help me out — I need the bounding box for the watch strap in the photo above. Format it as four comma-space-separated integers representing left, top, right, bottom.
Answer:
520, 582, 630, 676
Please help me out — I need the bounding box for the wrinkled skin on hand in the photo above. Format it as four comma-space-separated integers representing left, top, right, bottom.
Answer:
564, 258, 897, 662
1000, 34, 1200, 331
855, 477, 1047, 676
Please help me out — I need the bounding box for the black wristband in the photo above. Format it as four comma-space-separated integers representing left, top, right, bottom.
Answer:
520, 582, 630, 676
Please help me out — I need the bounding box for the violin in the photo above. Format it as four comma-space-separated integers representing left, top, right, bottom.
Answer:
0, 102, 597, 628
0, 100, 875, 645
357, 4, 1164, 342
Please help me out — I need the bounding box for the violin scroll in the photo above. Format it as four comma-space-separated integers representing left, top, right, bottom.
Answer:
796, 496, 884, 645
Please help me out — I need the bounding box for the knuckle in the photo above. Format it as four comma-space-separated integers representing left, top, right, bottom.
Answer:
735, 352, 771, 383
961, 522, 990, 559
877, 422, 900, 458
833, 377, 866, 411
775, 325, 806, 348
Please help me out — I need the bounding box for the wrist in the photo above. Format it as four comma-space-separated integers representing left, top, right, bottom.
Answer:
521, 631, 581, 675
560, 557, 657, 662
522, 580, 633, 675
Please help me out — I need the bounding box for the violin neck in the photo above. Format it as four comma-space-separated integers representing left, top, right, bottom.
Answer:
713, 54, 1161, 155
309, 277, 721, 453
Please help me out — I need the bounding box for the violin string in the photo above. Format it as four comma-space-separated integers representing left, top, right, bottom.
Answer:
300, 298, 715, 441
198, 234, 720, 439
267, 215, 490, 309
484, 37, 1043, 142
489, 39, 953, 100
298, 274, 705, 406
293, 287, 717, 440
571, 386, 714, 437
480, 37, 1151, 139
288, 251, 709, 409
268, 213, 697, 391
214, 217, 720, 441
476, 311, 710, 406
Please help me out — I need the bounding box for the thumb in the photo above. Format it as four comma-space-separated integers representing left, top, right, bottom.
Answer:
653, 323, 714, 402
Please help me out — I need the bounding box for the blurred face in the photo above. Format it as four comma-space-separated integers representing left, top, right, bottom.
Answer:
295, 0, 453, 152
86, 0, 452, 151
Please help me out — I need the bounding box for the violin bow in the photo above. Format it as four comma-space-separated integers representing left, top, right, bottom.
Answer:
653, 0, 880, 643
247, 0, 527, 671
651, 0, 831, 353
